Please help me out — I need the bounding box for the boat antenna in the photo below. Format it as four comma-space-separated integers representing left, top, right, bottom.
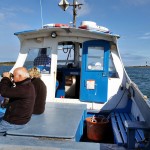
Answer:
58, 0, 83, 27
40, 0, 44, 27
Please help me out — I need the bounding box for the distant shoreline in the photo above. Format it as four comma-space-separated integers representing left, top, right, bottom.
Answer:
126, 66, 150, 68
0, 62, 15, 66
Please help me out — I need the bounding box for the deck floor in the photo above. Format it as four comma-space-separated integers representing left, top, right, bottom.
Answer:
6, 103, 86, 141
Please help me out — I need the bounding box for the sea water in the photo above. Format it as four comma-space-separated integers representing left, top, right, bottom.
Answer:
0, 66, 12, 73
0, 65, 149, 98
125, 67, 150, 98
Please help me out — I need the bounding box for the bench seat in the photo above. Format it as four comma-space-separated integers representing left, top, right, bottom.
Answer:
111, 112, 145, 147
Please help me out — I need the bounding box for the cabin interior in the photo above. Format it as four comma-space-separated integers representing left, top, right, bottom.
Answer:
23, 40, 118, 102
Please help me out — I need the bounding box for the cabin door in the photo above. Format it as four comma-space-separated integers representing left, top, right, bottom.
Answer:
80, 40, 110, 103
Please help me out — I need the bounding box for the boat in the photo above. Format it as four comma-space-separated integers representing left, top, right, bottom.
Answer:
0, 0, 150, 149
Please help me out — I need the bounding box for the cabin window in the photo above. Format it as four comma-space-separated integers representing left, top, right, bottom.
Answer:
57, 44, 74, 67
57, 42, 82, 68
24, 48, 51, 74
109, 52, 118, 78
87, 47, 104, 70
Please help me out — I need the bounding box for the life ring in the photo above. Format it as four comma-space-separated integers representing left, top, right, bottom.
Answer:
54, 24, 69, 27
43, 23, 69, 28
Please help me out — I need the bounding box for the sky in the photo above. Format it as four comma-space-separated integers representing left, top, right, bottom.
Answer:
0, 0, 150, 66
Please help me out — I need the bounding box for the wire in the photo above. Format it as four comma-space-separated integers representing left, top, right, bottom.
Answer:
100, 88, 127, 120
112, 88, 127, 111
40, 0, 44, 27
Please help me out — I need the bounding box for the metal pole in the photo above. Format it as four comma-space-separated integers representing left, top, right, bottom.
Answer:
58, 0, 82, 27
73, 0, 77, 27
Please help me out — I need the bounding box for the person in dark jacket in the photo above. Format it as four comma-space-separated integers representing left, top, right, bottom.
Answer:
33, 48, 51, 66
0, 67, 35, 132
28, 67, 47, 114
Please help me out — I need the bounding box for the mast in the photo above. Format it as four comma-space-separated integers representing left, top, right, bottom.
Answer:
73, 0, 77, 27
58, 0, 83, 27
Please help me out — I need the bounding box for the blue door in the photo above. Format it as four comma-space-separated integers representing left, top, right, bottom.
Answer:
80, 40, 110, 103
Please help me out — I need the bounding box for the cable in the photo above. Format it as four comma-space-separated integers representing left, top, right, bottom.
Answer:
113, 88, 127, 111
106, 88, 127, 120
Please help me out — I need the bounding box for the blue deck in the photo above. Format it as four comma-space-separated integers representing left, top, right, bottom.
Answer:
6, 103, 87, 142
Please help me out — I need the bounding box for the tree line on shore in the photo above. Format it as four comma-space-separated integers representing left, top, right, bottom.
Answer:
0, 62, 15, 66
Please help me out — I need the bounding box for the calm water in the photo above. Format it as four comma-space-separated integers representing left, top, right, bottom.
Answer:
0, 66, 149, 98
125, 67, 150, 98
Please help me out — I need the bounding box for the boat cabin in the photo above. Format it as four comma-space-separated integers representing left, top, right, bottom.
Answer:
11, 22, 126, 111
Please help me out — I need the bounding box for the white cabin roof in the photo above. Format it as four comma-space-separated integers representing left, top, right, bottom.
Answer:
14, 27, 120, 42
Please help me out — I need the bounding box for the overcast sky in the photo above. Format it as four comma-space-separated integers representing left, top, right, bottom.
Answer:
0, 0, 150, 66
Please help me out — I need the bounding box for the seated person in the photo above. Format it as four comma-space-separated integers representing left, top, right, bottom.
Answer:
0, 67, 35, 133
28, 67, 47, 114
34, 48, 51, 71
